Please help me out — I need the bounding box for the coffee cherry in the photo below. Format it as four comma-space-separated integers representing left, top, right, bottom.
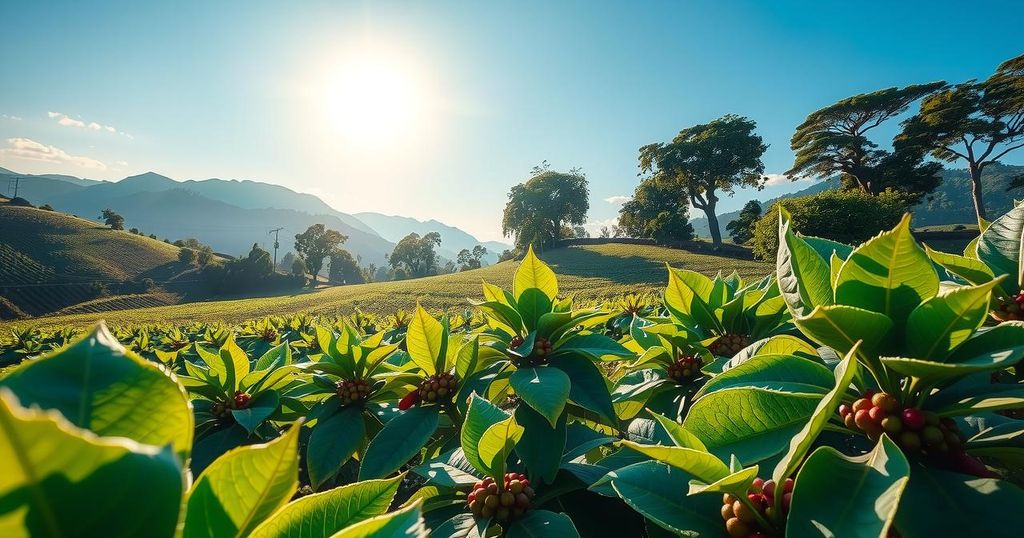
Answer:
872, 392, 898, 412
902, 408, 926, 430
721, 503, 735, 521
509, 335, 525, 350
868, 406, 886, 422
852, 398, 872, 412
233, 391, 251, 409
783, 478, 794, 493
708, 333, 750, 357
725, 517, 750, 538
667, 354, 704, 383
854, 409, 874, 430
467, 473, 534, 523
336, 379, 372, 407
414, 372, 459, 405
762, 479, 776, 498
838, 404, 852, 418
733, 500, 756, 523
899, 431, 922, 451
922, 425, 944, 446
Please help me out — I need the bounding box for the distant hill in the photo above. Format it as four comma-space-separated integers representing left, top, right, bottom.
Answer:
355, 212, 511, 264
0, 202, 194, 317
691, 164, 1024, 238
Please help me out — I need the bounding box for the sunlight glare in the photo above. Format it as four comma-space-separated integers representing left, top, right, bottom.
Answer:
324, 57, 422, 147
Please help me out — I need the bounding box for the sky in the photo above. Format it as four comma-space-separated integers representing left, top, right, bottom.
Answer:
1, 0, 1022, 242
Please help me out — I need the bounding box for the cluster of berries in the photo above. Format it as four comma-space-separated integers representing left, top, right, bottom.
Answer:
258, 327, 278, 342
992, 291, 1024, 321
509, 336, 553, 366
721, 477, 792, 537
336, 378, 372, 406
666, 354, 703, 383
708, 333, 749, 357
418, 372, 458, 403
467, 472, 535, 523
212, 390, 252, 417
839, 391, 966, 456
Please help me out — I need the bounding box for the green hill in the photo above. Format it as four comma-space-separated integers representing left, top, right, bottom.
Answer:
0, 203, 193, 317
7, 242, 772, 328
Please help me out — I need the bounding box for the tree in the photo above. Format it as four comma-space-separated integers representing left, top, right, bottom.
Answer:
639, 115, 766, 246
100, 209, 124, 230
502, 168, 589, 250
279, 252, 296, 272
328, 249, 365, 285
618, 174, 694, 242
294, 224, 347, 280
571, 226, 589, 239
197, 247, 213, 266
457, 245, 488, 271
178, 247, 197, 265
291, 256, 307, 277
388, 232, 442, 278
898, 54, 1024, 220
726, 200, 762, 244
787, 83, 945, 198
599, 226, 612, 238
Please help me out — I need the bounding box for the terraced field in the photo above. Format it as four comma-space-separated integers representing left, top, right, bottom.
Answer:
8, 242, 772, 328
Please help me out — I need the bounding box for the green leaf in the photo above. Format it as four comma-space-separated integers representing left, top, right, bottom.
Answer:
220, 336, 252, 393
406, 305, 443, 376
0, 390, 184, 538
249, 475, 402, 538
794, 304, 893, 358
686, 465, 759, 496
802, 235, 854, 261
925, 245, 996, 286
595, 461, 723, 536
477, 414, 524, 479
307, 406, 366, 490
517, 288, 553, 332
550, 355, 616, 425
976, 201, 1024, 291
509, 367, 570, 428
359, 406, 440, 480
506, 510, 580, 538
617, 441, 729, 484
514, 245, 558, 301
895, 464, 1024, 536
514, 405, 566, 485
882, 352, 1023, 383
726, 334, 820, 368
0, 323, 193, 459
232, 390, 280, 434
664, 266, 722, 332
554, 333, 632, 361
461, 394, 512, 477
184, 423, 300, 538
773, 342, 860, 484
699, 354, 833, 397
646, 411, 706, 451
904, 278, 1003, 360
777, 217, 834, 318
684, 386, 823, 464
327, 501, 425, 538
787, 436, 909, 538
835, 214, 940, 324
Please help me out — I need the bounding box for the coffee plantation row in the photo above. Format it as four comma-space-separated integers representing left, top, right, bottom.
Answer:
2, 204, 1024, 537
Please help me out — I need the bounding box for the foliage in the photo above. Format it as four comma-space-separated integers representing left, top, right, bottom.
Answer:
639, 115, 767, 246
618, 174, 695, 242
726, 200, 761, 244
502, 169, 589, 250
751, 188, 911, 260
787, 83, 946, 200
99, 208, 124, 230
328, 249, 365, 285
898, 53, 1024, 220
179, 246, 197, 265
457, 245, 488, 271
294, 224, 348, 281
388, 231, 442, 279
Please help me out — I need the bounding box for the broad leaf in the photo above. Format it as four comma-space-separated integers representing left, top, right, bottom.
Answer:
904, 279, 1002, 360
307, 406, 365, 490
976, 201, 1024, 291
461, 394, 513, 477
514, 246, 558, 301
617, 441, 729, 484
359, 406, 440, 480
328, 501, 425, 538
895, 464, 1024, 536
794, 304, 893, 358
506, 510, 580, 538
406, 306, 443, 375
550, 355, 616, 425
777, 217, 834, 318
510, 367, 570, 428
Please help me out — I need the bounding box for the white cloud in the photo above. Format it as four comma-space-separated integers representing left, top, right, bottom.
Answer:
48, 111, 127, 136
0, 137, 107, 170
764, 173, 813, 187
582, 217, 619, 237
604, 195, 631, 206
1, 114, 22, 121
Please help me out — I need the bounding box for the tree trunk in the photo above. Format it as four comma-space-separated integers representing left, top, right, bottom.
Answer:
970, 163, 987, 222
704, 204, 723, 248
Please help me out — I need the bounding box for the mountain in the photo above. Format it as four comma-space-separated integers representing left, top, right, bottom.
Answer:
354, 212, 511, 264
691, 164, 1024, 238
0, 169, 394, 265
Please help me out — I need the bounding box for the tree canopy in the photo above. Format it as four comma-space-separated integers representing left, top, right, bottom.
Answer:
99, 208, 124, 230
294, 224, 347, 281
787, 83, 945, 199
502, 168, 589, 250
617, 174, 694, 243
898, 54, 1024, 220
457, 245, 488, 271
328, 249, 365, 285
638, 115, 766, 246
388, 232, 442, 279
726, 200, 762, 244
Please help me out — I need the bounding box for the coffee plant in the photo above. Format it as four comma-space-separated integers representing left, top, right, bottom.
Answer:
2, 218, 1024, 537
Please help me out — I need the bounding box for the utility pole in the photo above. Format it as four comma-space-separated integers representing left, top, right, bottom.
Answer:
269, 227, 284, 268
7, 177, 19, 198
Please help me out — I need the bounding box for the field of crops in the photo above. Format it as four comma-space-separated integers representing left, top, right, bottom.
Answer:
9, 242, 772, 329
1, 206, 1023, 537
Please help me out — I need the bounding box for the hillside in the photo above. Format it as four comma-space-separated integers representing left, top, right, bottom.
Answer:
0, 203, 193, 317
691, 164, 1024, 238
7, 242, 773, 328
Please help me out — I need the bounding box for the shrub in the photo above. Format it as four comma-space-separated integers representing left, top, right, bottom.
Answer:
178, 247, 197, 265
751, 189, 910, 259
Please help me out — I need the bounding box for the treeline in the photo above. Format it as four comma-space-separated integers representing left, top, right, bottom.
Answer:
497, 53, 1023, 257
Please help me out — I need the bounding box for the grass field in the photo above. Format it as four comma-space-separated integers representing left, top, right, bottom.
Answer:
7, 243, 772, 329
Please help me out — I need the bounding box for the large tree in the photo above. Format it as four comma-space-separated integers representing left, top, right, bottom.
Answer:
457, 245, 488, 271
897, 54, 1024, 220
502, 168, 589, 250
726, 200, 762, 244
294, 224, 347, 281
787, 83, 945, 199
617, 174, 694, 243
99, 208, 124, 230
328, 249, 365, 284
639, 115, 766, 246
388, 232, 442, 279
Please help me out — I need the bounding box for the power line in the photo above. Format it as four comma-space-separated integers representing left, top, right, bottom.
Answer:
268, 227, 284, 268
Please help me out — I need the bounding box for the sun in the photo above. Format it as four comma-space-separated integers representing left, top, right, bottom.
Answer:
324, 57, 422, 147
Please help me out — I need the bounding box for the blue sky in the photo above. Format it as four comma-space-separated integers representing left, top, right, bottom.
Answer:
1, 0, 1021, 242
